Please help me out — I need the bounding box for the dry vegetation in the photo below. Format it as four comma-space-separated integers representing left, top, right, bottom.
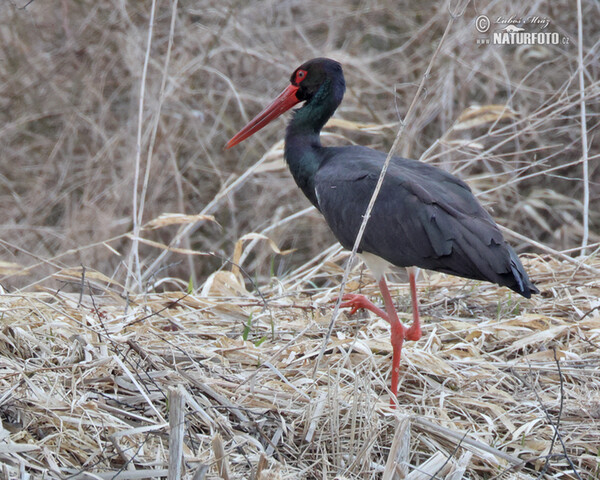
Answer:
1, 0, 599, 478
1, 256, 600, 479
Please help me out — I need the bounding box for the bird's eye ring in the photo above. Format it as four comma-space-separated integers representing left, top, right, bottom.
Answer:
294, 69, 307, 84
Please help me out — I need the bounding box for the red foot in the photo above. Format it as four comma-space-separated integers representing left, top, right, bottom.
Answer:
339, 294, 367, 315
339, 294, 389, 323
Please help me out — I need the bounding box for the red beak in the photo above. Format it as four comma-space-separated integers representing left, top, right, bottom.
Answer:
225, 84, 300, 149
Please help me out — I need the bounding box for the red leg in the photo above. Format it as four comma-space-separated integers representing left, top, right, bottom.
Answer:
405, 268, 422, 342
376, 277, 406, 405
339, 272, 422, 407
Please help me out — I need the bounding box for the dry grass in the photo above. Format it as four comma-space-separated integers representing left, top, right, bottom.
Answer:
1, 0, 600, 478
1, 255, 600, 479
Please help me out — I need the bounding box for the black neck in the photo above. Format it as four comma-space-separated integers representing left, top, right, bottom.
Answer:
283, 79, 344, 207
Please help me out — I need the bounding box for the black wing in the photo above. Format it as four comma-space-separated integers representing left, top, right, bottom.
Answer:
314, 145, 538, 298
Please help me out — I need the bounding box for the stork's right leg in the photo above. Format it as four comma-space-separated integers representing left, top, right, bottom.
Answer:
405, 268, 422, 342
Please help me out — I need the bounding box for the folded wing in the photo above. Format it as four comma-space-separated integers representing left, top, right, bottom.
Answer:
314, 146, 538, 298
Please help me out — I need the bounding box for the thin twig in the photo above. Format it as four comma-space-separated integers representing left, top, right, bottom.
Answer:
77, 264, 86, 307
126, 0, 158, 292
429, 430, 469, 479
576, 0, 590, 255
411, 416, 522, 466
137, 0, 180, 283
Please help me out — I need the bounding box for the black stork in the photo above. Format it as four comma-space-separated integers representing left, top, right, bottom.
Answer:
225, 58, 539, 401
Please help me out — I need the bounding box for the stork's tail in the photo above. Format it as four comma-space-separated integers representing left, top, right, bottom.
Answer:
507, 247, 539, 298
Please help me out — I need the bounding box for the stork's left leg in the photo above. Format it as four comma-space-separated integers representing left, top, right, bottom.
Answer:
375, 276, 407, 401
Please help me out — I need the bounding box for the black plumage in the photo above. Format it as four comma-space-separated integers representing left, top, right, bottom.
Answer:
314, 145, 538, 298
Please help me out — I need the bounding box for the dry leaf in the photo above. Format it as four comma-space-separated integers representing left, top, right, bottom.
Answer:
201, 271, 250, 297
324, 117, 397, 134
128, 235, 211, 256
453, 104, 516, 131
144, 213, 215, 229
0, 260, 26, 276
54, 267, 124, 288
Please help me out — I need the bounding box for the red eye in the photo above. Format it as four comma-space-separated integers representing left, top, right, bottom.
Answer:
295, 69, 307, 84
